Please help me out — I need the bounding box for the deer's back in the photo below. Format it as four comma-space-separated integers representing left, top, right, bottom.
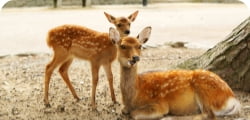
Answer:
47, 25, 99, 48
136, 70, 198, 114
47, 25, 117, 61
137, 70, 194, 101
136, 70, 235, 114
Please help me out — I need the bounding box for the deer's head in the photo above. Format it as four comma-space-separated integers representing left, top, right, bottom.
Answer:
109, 26, 152, 68
105, 11, 139, 37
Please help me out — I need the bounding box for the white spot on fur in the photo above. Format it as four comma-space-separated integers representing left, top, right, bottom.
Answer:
200, 76, 205, 80
175, 86, 179, 90
209, 73, 216, 78
161, 83, 169, 89
160, 93, 165, 97
201, 70, 206, 73
169, 88, 176, 93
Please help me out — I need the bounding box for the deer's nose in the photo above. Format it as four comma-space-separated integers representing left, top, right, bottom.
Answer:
132, 56, 140, 62
124, 30, 130, 35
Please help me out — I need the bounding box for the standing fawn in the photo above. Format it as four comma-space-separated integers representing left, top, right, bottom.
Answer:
44, 11, 139, 108
109, 27, 241, 120
104, 11, 138, 38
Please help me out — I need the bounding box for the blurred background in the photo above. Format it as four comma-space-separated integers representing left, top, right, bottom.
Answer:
2, 0, 245, 7
0, 0, 249, 56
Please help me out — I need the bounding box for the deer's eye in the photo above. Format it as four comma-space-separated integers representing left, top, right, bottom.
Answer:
138, 45, 142, 49
120, 45, 126, 49
117, 24, 122, 28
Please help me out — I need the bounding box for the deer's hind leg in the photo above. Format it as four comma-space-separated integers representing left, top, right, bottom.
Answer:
59, 58, 80, 101
195, 95, 216, 120
44, 47, 70, 107
131, 102, 169, 120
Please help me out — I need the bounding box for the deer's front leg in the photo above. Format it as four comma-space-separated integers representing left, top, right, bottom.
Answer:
91, 62, 100, 109
103, 63, 116, 103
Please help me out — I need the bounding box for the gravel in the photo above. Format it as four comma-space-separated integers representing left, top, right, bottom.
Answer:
0, 46, 249, 120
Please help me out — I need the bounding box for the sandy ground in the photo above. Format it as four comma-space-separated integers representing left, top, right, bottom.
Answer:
0, 3, 250, 120
0, 46, 249, 120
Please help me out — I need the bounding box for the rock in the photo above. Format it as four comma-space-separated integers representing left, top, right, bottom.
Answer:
11, 107, 19, 115
165, 41, 188, 48
116, 117, 122, 120
0, 111, 8, 116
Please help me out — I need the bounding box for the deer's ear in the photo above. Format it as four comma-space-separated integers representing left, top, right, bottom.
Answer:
137, 26, 151, 44
104, 12, 116, 24
128, 10, 139, 22
109, 27, 120, 44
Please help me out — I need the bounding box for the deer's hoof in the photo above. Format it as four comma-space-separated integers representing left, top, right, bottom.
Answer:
122, 107, 129, 115
44, 103, 51, 108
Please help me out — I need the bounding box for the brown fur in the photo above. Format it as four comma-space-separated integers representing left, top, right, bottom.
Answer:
44, 11, 139, 108
104, 11, 138, 37
44, 25, 116, 108
113, 27, 238, 120
135, 70, 234, 116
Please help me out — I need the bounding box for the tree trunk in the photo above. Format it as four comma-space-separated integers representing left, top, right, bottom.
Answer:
53, 0, 57, 8
53, 0, 62, 8
82, 0, 91, 7
178, 16, 250, 92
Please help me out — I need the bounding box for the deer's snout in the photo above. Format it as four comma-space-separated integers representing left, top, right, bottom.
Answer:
132, 56, 140, 62
127, 56, 140, 66
124, 30, 130, 35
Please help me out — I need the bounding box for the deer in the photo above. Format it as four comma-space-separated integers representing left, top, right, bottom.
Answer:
108, 26, 241, 120
44, 11, 139, 108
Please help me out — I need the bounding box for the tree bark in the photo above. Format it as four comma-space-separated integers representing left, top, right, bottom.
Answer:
178, 16, 250, 92
82, 0, 91, 7
53, 0, 57, 8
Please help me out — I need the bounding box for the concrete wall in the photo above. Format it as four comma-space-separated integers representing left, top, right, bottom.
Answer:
3, 0, 240, 8
4, 0, 54, 7
91, 0, 140, 4
4, 0, 143, 8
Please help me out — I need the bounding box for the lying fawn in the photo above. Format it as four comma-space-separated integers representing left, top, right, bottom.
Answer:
109, 27, 241, 120
44, 11, 139, 108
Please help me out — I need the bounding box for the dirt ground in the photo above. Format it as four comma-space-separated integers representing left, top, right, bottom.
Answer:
0, 46, 249, 120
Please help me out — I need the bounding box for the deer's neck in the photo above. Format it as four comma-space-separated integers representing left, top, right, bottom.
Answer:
120, 65, 138, 110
